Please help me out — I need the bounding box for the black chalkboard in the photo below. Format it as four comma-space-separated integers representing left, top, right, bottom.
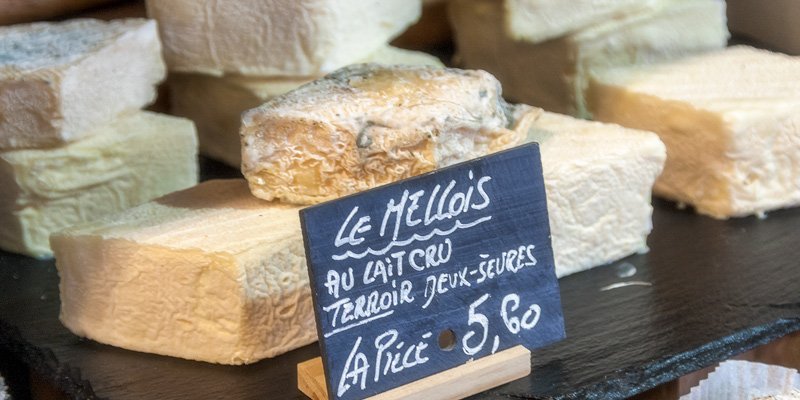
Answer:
301, 145, 565, 399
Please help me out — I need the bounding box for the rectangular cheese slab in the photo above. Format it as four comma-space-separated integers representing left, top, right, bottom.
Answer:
449, 0, 728, 117
145, 0, 421, 76
0, 18, 165, 149
528, 110, 666, 277
240, 64, 535, 205
588, 46, 800, 219
0, 111, 197, 258
52, 179, 314, 365
169, 46, 443, 167
504, 0, 663, 43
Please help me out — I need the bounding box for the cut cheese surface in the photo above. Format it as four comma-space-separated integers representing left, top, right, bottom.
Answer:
449, 0, 728, 117
0, 18, 165, 149
170, 46, 444, 167
240, 64, 535, 205
504, 0, 663, 43
527, 110, 666, 277
0, 111, 197, 258
52, 179, 314, 365
146, 0, 422, 76
589, 46, 800, 218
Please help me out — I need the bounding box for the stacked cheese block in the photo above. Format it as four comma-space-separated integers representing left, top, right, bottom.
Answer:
589, 46, 800, 219
0, 19, 198, 258
147, 0, 443, 167
448, 0, 730, 118
54, 65, 665, 364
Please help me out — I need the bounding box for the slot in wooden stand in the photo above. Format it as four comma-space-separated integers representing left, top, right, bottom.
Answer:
297, 345, 531, 400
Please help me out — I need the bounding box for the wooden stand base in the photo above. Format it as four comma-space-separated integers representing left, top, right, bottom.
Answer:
297, 345, 531, 400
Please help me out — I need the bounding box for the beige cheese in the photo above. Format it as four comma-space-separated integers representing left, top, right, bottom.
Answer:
0, 19, 165, 149
504, 0, 663, 43
527, 110, 666, 277
170, 46, 444, 167
449, 0, 728, 118
588, 46, 800, 219
241, 64, 535, 205
146, 0, 422, 76
0, 111, 197, 258
52, 179, 314, 365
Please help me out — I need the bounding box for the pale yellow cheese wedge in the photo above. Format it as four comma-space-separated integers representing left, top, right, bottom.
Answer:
527, 110, 666, 277
52, 179, 314, 365
0, 111, 197, 258
145, 0, 422, 76
0, 19, 165, 149
240, 64, 536, 205
449, 0, 728, 117
169, 46, 444, 167
588, 46, 800, 218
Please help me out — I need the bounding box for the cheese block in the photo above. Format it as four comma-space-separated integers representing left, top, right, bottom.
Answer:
526, 110, 666, 277
0, 19, 165, 150
52, 179, 314, 365
727, 0, 800, 55
588, 46, 800, 219
449, 0, 728, 117
504, 0, 663, 43
170, 46, 444, 167
0, 111, 197, 258
145, 0, 422, 76
241, 64, 535, 205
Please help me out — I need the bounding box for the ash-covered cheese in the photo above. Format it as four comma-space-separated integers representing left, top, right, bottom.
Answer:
527, 110, 666, 277
449, 0, 728, 117
52, 180, 314, 365
0, 19, 165, 149
145, 0, 422, 76
241, 64, 535, 205
589, 46, 800, 219
170, 46, 443, 167
0, 111, 197, 258
504, 0, 663, 43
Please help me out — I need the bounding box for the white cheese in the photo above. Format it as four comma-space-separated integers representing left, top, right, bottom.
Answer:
0, 19, 165, 149
169, 46, 444, 167
0, 111, 198, 258
145, 0, 422, 76
527, 110, 666, 277
504, 0, 663, 43
449, 0, 728, 117
588, 46, 800, 219
240, 64, 535, 205
52, 179, 314, 365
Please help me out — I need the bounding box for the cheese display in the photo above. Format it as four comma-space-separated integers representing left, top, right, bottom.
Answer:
588, 46, 800, 219
52, 179, 314, 365
0, 19, 165, 149
240, 64, 535, 205
0, 111, 197, 258
504, 0, 662, 43
170, 46, 444, 167
449, 0, 728, 117
527, 110, 666, 277
145, 0, 422, 76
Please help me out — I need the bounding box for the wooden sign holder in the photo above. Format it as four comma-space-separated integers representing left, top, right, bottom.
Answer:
297, 345, 531, 400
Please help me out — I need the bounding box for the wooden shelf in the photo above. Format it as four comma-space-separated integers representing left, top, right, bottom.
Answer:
1, 157, 799, 399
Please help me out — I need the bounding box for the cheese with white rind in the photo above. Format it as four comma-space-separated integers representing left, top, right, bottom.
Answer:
240, 64, 535, 205
145, 0, 422, 76
0, 111, 197, 258
52, 179, 314, 365
526, 110, 666, 277
169, 46, 444, 167
588, 46, 800, 218
0, 18, 165, 149
504, 0, 663, 43
449, 0, 728, 117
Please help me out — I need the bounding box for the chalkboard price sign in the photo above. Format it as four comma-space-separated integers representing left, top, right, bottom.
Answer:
300, 144, 566, 400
